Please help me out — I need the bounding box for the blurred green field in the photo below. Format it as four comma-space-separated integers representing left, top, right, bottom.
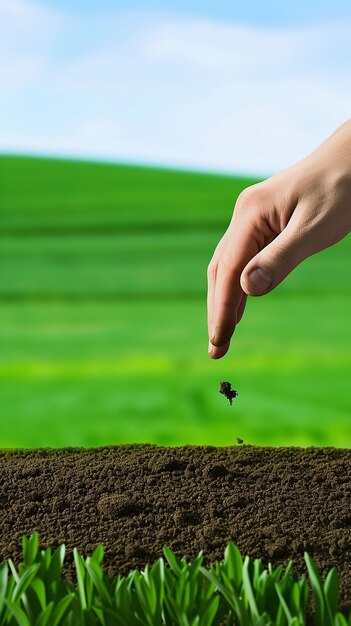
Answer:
1, 155, 351, 447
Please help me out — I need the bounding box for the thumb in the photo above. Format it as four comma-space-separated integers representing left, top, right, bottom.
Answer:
240, 225, 311, 296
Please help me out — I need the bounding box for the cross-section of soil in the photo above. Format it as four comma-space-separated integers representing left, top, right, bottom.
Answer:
0, 445, 350, 611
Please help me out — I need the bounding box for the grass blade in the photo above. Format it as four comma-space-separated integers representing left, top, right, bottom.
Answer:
73, 548, 87, 610
86, 559, 113, 608
334, 615, 349, 626
274, 583, 293, 622
4, 599, 31, 626
224, 542, 243, 586
31, 577, 46, 611
22, 533, 39, 568
199, 594, 219, 626
201, 567, 249, 626
324, 567, 339, 619
163, 547, 183, 577
0, 563, 8, 614
34, 603, 54, 626
242, 556, 259, 619
12, 564, 40, 603
50, 593, 75, 626
91, 545, 105, 567
304, 552, 325, 626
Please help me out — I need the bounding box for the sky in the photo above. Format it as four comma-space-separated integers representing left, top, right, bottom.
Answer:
1, 0, 351, 175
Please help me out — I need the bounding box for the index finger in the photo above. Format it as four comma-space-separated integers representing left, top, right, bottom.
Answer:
211, 217, 259, 348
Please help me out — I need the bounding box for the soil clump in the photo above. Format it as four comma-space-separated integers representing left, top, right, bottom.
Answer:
219, 382, 238, 405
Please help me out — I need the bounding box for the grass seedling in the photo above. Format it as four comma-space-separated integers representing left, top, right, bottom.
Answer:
0, 533, 348, 626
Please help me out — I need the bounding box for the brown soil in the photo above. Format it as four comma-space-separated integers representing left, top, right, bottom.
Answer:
0, 445, 350, 611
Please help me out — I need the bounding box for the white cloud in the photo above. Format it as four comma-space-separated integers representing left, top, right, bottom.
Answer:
1, 1, 350, 175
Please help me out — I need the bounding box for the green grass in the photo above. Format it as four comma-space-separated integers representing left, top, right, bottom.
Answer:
0, 533, 348, 626
0, 155, 351, 447
0, 155, 256, 231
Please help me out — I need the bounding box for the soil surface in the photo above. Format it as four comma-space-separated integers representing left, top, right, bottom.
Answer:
0, 445, 350, 612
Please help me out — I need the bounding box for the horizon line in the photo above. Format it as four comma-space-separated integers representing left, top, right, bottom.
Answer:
0, 150, 270, 181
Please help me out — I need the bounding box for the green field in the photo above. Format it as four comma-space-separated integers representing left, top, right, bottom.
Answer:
1, 155, 351, 447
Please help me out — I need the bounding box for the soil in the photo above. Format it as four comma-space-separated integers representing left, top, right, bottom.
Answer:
0, 445, 350, 612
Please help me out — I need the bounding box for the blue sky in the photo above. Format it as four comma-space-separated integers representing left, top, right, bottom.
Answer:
1, 0, 351, 175
42, 0, 351, 27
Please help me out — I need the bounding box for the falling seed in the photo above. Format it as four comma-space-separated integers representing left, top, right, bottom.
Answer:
219, 381, 238, 405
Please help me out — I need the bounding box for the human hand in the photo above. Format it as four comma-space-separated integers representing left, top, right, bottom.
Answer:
208, 119, 351, 359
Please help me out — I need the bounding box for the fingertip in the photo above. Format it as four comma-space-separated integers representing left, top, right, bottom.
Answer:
210, 325, 236, 349
208, 341, 230, 359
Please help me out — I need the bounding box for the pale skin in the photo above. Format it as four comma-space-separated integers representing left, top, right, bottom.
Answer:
208, 119, 351, 359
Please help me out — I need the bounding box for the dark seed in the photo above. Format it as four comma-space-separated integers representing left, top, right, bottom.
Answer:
219, 381, 238, 405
